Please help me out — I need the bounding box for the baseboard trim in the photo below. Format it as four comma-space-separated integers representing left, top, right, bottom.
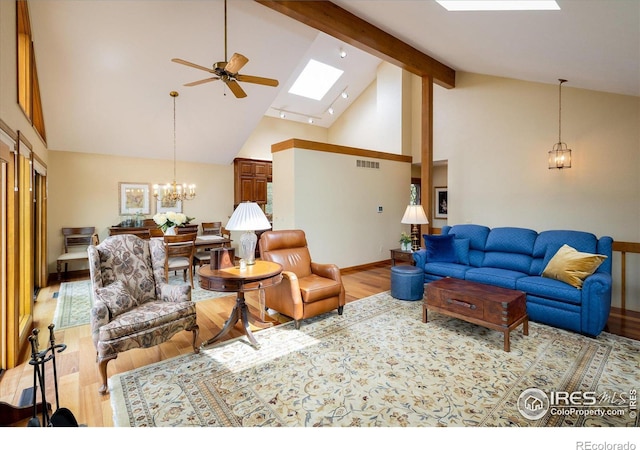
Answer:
341, 260, 391, 274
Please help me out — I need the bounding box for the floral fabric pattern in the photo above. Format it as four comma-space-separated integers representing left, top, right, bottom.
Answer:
87, 234, 198, 363
94, 279, 137, 317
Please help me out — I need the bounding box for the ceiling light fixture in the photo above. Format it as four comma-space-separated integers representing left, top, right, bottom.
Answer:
435, 0, 560, 11
339, 49, 347, 58
153, 91, 196, 203
324, 86, 350, 116
272, 107, 321, 123
548, 79, 572, 169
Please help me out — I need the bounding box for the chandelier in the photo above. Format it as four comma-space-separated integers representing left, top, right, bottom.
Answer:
548, 79, 572, 169
153, 91, 196, 203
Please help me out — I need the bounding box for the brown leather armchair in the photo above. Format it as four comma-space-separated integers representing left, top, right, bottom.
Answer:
258, 230, 345, 329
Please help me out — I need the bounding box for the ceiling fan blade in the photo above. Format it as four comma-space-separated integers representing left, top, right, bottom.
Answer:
236, 74, 279, 87
184, 77, 219, 87
226, 80, 247, 98
171, 58, 215, 74
224, 53, 249, 74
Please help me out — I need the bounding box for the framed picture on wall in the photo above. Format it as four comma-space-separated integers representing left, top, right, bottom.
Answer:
119, 182, 150, 215
434, 187, 448, 219
156, 198, 182, 214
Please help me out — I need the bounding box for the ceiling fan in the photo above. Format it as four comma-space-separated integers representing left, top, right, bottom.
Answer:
171, 0, 279, 98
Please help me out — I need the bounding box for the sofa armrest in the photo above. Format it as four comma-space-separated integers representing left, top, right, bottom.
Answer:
580, 272, 612, 336
413, 249, 427, 268
159, 283, 192, 303
311, 262, 342, 282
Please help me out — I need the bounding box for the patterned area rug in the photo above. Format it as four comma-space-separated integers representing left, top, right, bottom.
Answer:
52, 275, 232, 330
109, 291, 640, 427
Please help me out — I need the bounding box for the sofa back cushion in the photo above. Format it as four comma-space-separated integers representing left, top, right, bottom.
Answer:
443, 224, 490, 267
482, 227, 537, 273
531, 230, 606, 275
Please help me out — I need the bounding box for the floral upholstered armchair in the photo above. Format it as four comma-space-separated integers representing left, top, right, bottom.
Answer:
88, 234, 199, 394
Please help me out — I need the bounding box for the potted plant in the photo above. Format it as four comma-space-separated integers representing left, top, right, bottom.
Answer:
400, 232, 412, 251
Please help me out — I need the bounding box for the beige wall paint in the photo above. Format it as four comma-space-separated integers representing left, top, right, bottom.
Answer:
433, 72, 640, 309
47, 151, 234, 274
273, 145, 411, 268
237, 116, 328, 161
328, 61, 407, 154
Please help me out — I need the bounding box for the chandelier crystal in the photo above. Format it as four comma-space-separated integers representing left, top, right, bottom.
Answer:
153, 91, 196, 202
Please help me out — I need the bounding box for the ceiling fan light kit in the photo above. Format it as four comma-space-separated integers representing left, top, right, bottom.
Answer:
171, 0, 278, 98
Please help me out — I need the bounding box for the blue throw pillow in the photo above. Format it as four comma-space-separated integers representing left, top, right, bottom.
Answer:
424, 234, 457, 263
454, 238, 470, 265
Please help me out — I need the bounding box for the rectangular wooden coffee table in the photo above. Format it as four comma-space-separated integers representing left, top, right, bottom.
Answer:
423, 277, 528, 352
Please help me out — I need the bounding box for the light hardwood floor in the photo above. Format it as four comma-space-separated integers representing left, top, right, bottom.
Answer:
0, 262, 391, 427
2, 261, 638, 427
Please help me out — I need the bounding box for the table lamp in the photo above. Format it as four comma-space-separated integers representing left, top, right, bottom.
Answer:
401, 205, 429, 251
225, 202, 271, 265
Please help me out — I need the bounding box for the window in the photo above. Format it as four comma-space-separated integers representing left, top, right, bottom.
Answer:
16, 0, 46, 142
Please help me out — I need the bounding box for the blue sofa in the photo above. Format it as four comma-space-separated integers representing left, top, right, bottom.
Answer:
413, 224, 613, 337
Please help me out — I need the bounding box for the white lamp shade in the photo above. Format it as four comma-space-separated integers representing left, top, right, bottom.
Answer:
401, 205, 429, 224
226, 202, 271, 231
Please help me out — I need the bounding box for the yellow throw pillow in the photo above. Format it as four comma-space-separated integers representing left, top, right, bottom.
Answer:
542, 244, 607, 289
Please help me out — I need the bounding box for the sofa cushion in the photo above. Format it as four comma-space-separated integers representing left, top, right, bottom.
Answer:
482, 227, 536, 273
464, 267, 527, 290
542, 244, 607, 288
95, 280, 137, 317
454, 238, 470, 265
424, 234, 457, 262
423, 262, 471, 280
531, 230, 599, 275
516, 276, 582, 305
485, 227, 537, 254
443, 224, 490, 267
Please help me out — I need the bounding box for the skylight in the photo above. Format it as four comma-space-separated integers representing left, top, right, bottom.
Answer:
436, 1, 560, 11
288, 59, 344, 101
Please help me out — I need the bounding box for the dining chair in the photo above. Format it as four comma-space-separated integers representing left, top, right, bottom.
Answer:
56, 227, 98, 281
163, 232, 197, 287
202, 222, 222, 235
176, 224, 199, 235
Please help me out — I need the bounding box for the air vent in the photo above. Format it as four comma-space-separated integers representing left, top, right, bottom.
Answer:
356, 159, 380, 169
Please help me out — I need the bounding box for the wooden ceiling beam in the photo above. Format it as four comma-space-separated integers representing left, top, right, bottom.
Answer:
255, 0, 455, 89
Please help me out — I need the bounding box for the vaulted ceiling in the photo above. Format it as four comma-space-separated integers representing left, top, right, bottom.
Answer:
28, 0, 639, 165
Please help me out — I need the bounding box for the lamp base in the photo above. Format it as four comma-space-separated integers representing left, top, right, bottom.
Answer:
411, 224, 421, 251
239, 230, 257, 265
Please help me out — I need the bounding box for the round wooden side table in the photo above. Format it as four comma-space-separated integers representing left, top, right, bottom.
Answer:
198, 260, 282, 349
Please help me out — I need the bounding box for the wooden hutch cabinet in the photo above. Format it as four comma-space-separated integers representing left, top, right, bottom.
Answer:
234, 158, 272, 207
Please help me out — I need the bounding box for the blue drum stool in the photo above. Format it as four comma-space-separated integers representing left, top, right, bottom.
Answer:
390, 265, 424, 301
